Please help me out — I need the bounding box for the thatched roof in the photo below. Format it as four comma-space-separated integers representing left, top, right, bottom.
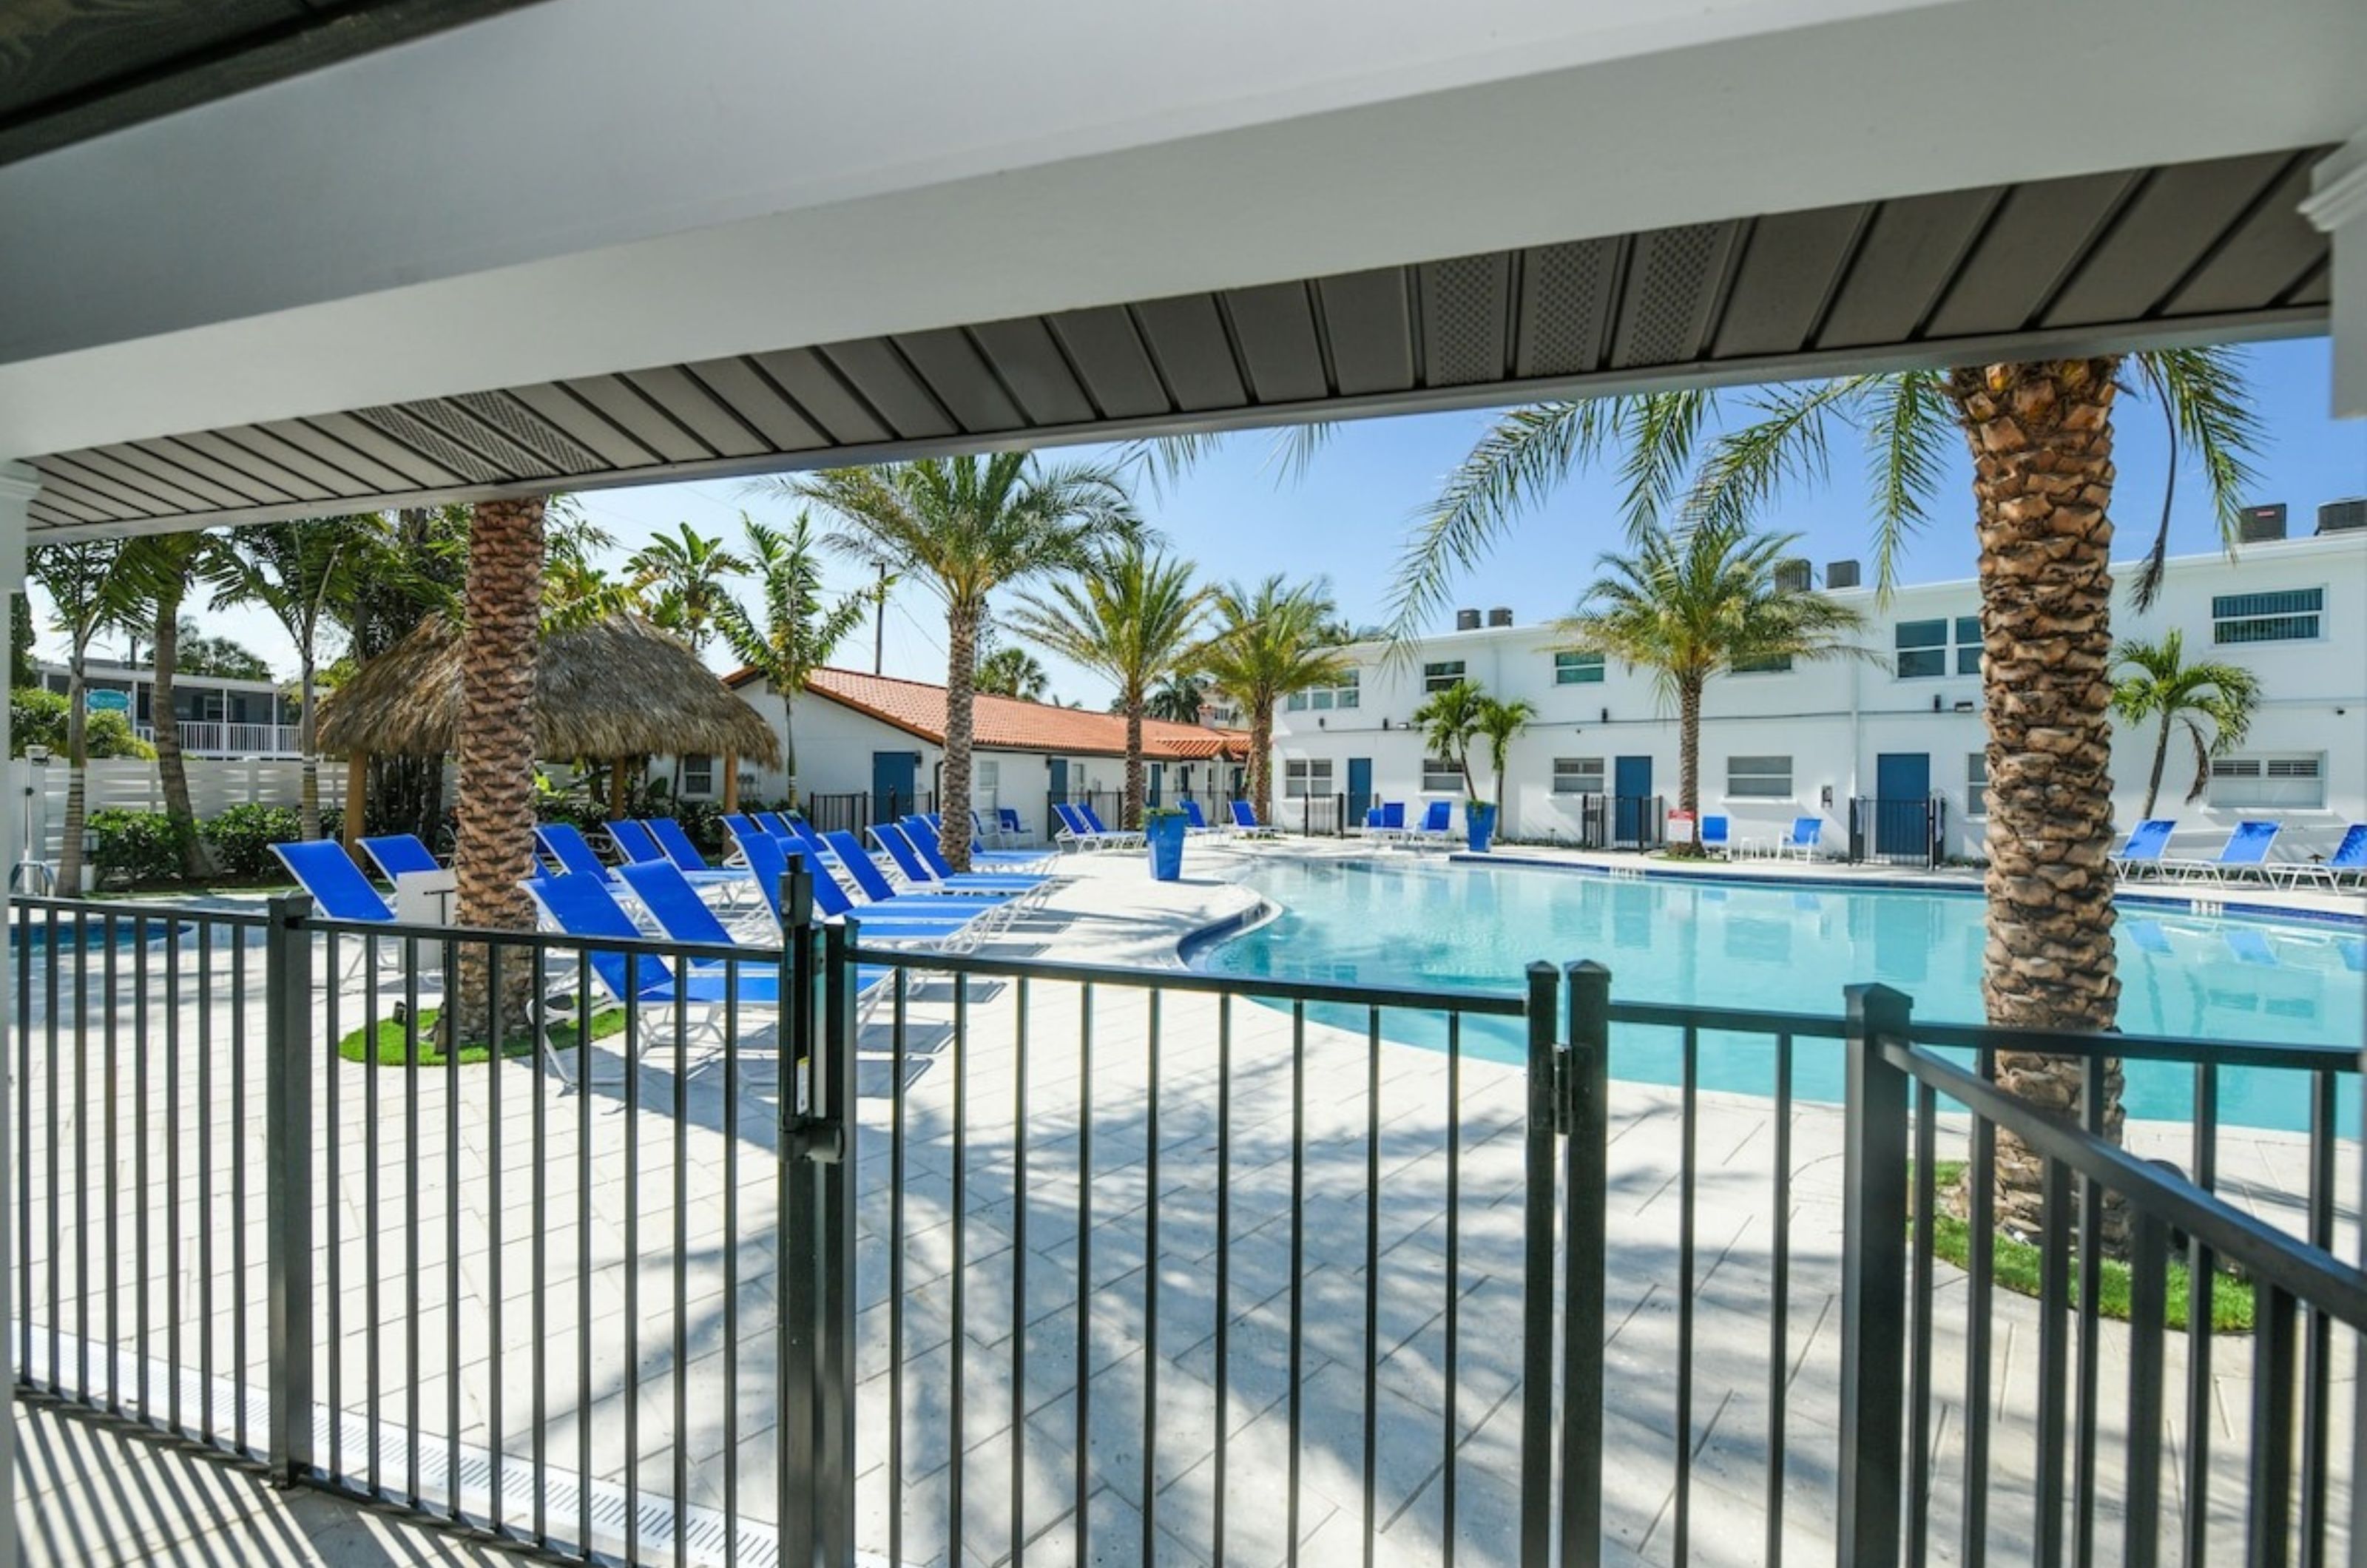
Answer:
317, 613, 781, 764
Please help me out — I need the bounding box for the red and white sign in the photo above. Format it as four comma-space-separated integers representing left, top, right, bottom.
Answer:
1666, 810, 1695, 845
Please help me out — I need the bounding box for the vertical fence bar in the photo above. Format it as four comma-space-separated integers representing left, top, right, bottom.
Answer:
2125, 1208, 2168, 1568
1287, 998, 1307, 1567
1442, 1007, 1462, 1568
2074, 1055, 2104, 1568
1076, 979, 1095, 1568
2249, 1283, 2297, 1568
265, 893, 314, 1484
1962, 1044, 1998, 1568
1673, 1024, 1698, 1564
2037, 1158, 2073, 1568
1360, 1004, 1380, 1568
817, 916, 858, 1568
1011, 975, 1030, 1568
950, 967, 969, 1567
888, 967, 908, 1568
1146, 990, 1165, 1568
1908, 1079, 1937, 1568
1213, 993, 1232, 1568
2187, 1061, 2219, 1568
777, 868, 820, 1565
2298, 1069, 2335, 1567
1837, 984, 1912, 1567
1561, 963, 1608, 1568
1519, 962, 1559, 1568
1767, 1028, 1794, 1568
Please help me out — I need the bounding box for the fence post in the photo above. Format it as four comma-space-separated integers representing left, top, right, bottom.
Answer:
1561, 961, 1610, 1567
815, 919, 860, 1564
777, 859, 820, 1562
264, 891, 315, 1485
1839, 983, 1913, 1563
1519, 961, 1561, 1568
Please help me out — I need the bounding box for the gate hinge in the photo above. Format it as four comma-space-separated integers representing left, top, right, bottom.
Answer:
1551, 1043, 1576, 1137
785, 1112, 845, 1163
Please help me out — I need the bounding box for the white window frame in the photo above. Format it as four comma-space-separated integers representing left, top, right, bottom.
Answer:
1422, 660, 1467, 694
2211, 587, 2324, 646
1283, 758, 1334, 799
1726, 754, 1794, 799
1286, 671, 1360, 712
1422, 755, 1465, 794
2206, 753, 2326, 809
681, 753, 715, 797
1552, 757, 1606, 795
1896, 616, 1979, 679
1553, 651, 1605, 686
974, 758, 999, 805
1965, 751, 1988, 818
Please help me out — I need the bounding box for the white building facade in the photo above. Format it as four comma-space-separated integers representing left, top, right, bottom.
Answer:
1272, 524, 2367, 862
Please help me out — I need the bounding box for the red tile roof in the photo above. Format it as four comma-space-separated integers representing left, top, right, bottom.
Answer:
729, 666, 1248, 761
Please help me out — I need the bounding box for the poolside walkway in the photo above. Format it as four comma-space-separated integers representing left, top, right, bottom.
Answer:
12, 838, 2359, 1567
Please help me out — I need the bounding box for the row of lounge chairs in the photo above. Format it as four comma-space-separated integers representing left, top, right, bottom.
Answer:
2110, 820, 2366, 888
1053, 798, 1284, 850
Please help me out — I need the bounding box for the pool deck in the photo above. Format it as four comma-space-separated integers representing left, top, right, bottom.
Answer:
14, 840, 2359, 1566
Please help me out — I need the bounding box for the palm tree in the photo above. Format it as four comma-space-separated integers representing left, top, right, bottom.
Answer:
783, 454, 1142, 870
209, 517, 375, 839
1389, 349, 2258, 1212
452, 496, 547, 1041
1147, 673, 1208, 725
1561, 522, 1865, 858
113, 534, 223, 877
976, 645, 1050, 701
1411, 678, 1489, 801
1194, 576, 1350, 821
1473, 695, 1538, 811
32, 541, 127, 893
709, 513, 875, 807
1007, 545, 1212, 828
628, 521, 749, 653
2110, 629, 2261, 820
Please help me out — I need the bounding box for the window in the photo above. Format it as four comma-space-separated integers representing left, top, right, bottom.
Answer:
1286, 672, 1360, 712
975, 759, 999, 803
2212, 587, 2323, 644
1732, 653, 1794, 675
1283, 758, 1333, 798
2207, 754, 2326, 809
1553, 757, 1606, 795
1726, 754, 1793, 799
681, 754, 714, 797
1896, 617, 1979, 678
1422, 660, 1466, 694
1965, 751, 1987, 818
1422, 756, 1465, 793
1553, 651, 1604, 685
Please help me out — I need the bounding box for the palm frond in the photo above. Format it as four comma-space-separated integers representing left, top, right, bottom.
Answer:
2127, 346, 2263, 609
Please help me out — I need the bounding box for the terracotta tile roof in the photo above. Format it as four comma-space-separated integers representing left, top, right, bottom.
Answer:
729, 665, 1248, 761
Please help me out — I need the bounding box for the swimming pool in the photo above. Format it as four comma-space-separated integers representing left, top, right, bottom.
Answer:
1192, 856, 2366, 1133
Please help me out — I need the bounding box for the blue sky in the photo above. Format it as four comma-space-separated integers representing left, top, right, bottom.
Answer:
50, 336, 2367, 707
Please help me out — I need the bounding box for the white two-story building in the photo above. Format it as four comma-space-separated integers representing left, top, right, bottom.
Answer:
1272, 507, 2367, 863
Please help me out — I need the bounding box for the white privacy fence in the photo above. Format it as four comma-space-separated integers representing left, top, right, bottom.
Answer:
6, 757, 351, 862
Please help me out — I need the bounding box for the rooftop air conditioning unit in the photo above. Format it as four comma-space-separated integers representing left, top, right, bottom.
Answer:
1487, 606, 1513, 628
2237, 502, 2286, 543
1774, 558, 1811, 593
2317, 498, 2366, 535
1826, 559, 1862, 590
1454, 609, 1482, 632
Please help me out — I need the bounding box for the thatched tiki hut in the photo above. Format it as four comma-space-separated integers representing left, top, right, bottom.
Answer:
317, 612, 780, 842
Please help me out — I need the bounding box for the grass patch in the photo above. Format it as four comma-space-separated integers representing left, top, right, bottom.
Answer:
336, 1005, 625, 1067
1917, 1161, 2253, 1334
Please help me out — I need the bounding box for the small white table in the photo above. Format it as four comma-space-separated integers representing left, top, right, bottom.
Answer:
393, 868, 456, 925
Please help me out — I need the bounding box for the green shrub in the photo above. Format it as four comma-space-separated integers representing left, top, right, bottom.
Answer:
88, 808, 190, 884
10, 688, 66, 756
85, 709, 155, 760
203, 803, 303, 879
672, 797, 726, 855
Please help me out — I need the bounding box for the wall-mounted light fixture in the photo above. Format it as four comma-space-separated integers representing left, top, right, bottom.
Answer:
1599, 707, 1610, 725
1931, 694, 1943, 712
1953, 700, 1974, 713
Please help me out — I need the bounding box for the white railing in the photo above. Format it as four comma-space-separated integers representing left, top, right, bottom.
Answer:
136, 720, 305, 756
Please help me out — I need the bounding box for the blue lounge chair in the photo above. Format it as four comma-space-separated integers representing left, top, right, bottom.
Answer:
996, 807, 1039, 847
2109, 820, 2175, 879
1408, 800, 1453, 847
607, 819, 668, 865
526, 872, 784, 1061
1229, 800, 1281, 839
1181, 800, 1215, 835
536, 822, 620, 881
773, 814, 843, 867
1699, 816, 1731, 856
902, 814, 1049, 871
647, 817, 737, 878
822, 831, 1022, 921
1053, 802, 1113, 852
2166, 820, 2290, 886
1074, 802, 1144, 849
873, 822, 1047, 897
623, 854, 974, 949
1755, 817, 1821, 862
2294, 823, 2367, 889
273, 839, 395, 922
357, 834, 440, 883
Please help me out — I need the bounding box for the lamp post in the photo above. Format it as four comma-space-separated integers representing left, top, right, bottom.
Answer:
11, 745, 53, 896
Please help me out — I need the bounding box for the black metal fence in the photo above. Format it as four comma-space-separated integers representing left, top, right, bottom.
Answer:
11, 881, 2363, 1565
1849, 794, 1948, 868
797, 790, 875, 836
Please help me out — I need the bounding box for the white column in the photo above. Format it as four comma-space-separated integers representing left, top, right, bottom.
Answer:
0, 460, 34, 1568
2301, 129, 2367, 420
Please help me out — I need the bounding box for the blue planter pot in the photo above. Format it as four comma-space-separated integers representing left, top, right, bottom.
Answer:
1146, 814, 1187, 881
1465, 802, 1497, 853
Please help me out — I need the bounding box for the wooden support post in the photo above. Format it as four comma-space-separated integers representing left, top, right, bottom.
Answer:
722, 752, 740, 814
609, 756, 630, 821
342, 752, 367, 844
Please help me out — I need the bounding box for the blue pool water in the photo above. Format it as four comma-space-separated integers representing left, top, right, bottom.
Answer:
1194, 857, 2366, 1133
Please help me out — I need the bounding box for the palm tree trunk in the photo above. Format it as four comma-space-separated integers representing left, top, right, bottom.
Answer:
940, 603, 979, 873
297, 651, 321, 840
780, 686, 799, 809
2144, 714, 2172, 820
1123, 699, 1146, 829
1250, 711, 1273, 823
1673, 675, 1705, 861
1950, 359, 2125, 1235
59, 652, 87, 894
453, 496, 546, 1043
150, 593, 211, 879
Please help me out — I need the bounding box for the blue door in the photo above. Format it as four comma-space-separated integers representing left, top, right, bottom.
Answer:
1875, 751, 1931, 857
1047, 757, 1069, 839
1147, 762, 1164, 808
1346, 757, 1373, 822
871, 750, 918, 820
1614, 755, 1653, 846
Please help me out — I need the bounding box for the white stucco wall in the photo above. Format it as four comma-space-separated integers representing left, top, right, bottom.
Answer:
1272, 530, 2367, 861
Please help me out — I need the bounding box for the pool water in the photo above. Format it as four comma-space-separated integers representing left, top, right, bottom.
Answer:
1194, 857, 2366, 1133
